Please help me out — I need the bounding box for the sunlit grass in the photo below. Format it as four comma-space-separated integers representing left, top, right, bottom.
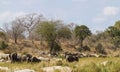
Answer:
0, 57, 120, 72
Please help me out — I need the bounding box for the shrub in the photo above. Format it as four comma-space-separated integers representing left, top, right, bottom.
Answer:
52, 42, 62, 52
83, 45, 91, 51
0, 41, 8, 50
95, 43, 106, 54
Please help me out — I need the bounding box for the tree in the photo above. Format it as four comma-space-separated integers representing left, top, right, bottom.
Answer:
106, 26, 120, 38
37, 21, 60, 53
0, 31, 6, 40
114, 20, 120, 30
11, 18, 25, 43
112, 36, 120, 49
21, 13, 43, 39
0, 31, 8, 50
37, 20, 71, 53
74, 25, 91, 48
57, 25, 71, 39
106, 26, 120, 49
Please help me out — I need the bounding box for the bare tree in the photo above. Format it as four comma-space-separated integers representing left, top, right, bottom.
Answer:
22, 13, 43, 39
11, 18, 25, 43
68, 23, 77, 44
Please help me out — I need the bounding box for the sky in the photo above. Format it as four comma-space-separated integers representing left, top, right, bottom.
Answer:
0, 0, 120, 33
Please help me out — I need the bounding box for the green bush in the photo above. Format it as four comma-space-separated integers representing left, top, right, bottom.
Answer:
0, 41, 8, 50
83, 45, 91, 51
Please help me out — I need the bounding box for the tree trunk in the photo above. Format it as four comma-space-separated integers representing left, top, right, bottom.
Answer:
80, 39, 83, 48
50, 41, 54, 53
28, 31, 31, 39
40, 39, 43, 49
14, 37, 17, 44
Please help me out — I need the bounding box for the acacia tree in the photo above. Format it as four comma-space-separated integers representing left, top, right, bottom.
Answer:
37, 20, 71, 53
11, 18, 25, 43
74, 25, 91, 48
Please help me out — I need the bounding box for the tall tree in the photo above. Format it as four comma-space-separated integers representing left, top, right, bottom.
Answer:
37, 21, 59, 53
74, 25, 91, 48
37, 20, 71, 53
21, 13, 43, 39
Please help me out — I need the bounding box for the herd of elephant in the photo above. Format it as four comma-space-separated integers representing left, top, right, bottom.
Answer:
9, 52, 41, 63
2, 51, 108, 63
8, 52, 80, 63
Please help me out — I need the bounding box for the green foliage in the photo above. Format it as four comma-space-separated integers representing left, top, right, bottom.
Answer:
37, 20, 70, 52
74, 25, 91, 39
0, 41, 8, 50
37, 21, 57, 42
0, 31, 7, 41
37, 21, 71, 41
112, 36, 120, 49
52, 41, 62, 52
74, 25, 91, 47
57, 26, 71, 39
0, 31, 6, 38
114, 20, 120, 30
37, 21, 58, 52
106, 26, 120, 38
106, 26, 120, 49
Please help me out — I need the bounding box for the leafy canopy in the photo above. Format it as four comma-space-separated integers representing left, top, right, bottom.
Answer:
74, 25, 91, 41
